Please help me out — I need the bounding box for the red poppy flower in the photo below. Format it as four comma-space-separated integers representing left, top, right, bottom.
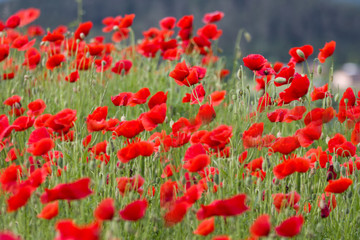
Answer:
6, 15, 21, 29
194, 217, 215, 236
295, 121, 322, 147
250, 214, 271, 237
74, 21, 93, 40
243, 54, 267, 71
94, 198, 115, 221
42, 32, 65, 42
111, 60, 132, 75
304, 107, 335, 125
0, 44, 10, 62
55, 220, 100, 240
86, 106, 108, 132
7, 185, 35, 212
15, 8, 40, 27
272, 191, 300, 212
12, 116, 35, 132
11, 36, 36, 51
257, 92, 272, 112
197, 24, 222, 40
324, 177, 353, 193
196, 194, 249, 220
203, 11, 224, 24
139, 103, 167, 131
46, 54, 65, 70
269, 136, 300, 155
116, 175, 144, 196
196, 104, 216, 124
275, 215, 304, 237
118, 14, 135, 28
117, 141, 154, 163
209, 90, 226, 106
160, 180, 178, 208
160, 17, 176, 30
148, 91, 168, 109
289, 45, 313, 63
183, 145, 210, 172
44, 108, 77, 134
328, 133, 356, 157
27, 99, 46, 117
37, 201, 59, 220
177, 15, 193, 29
40, 177, 93, 203
112, 120, 144, 138
65, 70, 80, 83
164, 201, 191, 227
318, 41, 336, 63
119, 199, 148, 221
23, 48, 41, 69
279, 73, 310, 104
0, 231, 21, 240
311, 83, 331, 101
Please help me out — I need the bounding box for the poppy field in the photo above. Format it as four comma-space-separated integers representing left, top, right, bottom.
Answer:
0, 8, 359, 240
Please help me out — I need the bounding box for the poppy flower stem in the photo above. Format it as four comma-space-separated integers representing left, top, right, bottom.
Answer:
296, 172, 301, 193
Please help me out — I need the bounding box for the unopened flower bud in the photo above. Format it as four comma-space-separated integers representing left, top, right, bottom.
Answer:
333, 161, 340, 172
237, 67, 242, 81
244, 32, 251, 42
274, 77, 287, 84
169, 119, 174, 128
317, 65, 322, 75
80, 32, 85, 40
113, 25, 119, 31
121, 115, 126, 121
296, 49, 305, 59
76, 39, 81, 44
334, 93, 339, 102
340, 166, 347, 177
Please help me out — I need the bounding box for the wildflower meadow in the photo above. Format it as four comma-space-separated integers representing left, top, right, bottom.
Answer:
0, 7, 359, 240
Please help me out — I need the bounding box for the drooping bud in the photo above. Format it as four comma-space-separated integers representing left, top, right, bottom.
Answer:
317, 65, 322, 75
236, 67, 242, 81
113, 25, 119, 31
244, 32, 252, 42
79, 32, 85, 40
296, 49, 305, 59
274, 77, 287, 84
121, 115, 126, 121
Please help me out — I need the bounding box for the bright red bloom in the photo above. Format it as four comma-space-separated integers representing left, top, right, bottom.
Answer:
40, 177, 93, 203
111, 60, 132, 75
177, 15, 193, 29
46, 54, 65, 70
269, 136, 300, 155
6, 15, 21, 29
194, 217, 215, 236
65, 70, 80, 83
279, 73, 310, 104
273, 156, 310, 179
7, 185, 34, 212
86, 106, 108, 132
272, 191, 300, 212
203, 11, 224, 24
196, 194, 249, 220
37, 201, 59, 220
55, 220, 100, 240
117, 141, 154, 163
243, 54, 267, 71
196, 104, 216, 124
160, 17, 176, 30
267, 106, 306, 123
183, 144, 210, 172
169, 61, 199, 87
274, 66, 295, 86
160, 180, 178, 208
0, 164, 22, 192
15, 8, 40, 27
250, 214, 271, 237
12, 116, 35, 132
328, 133, 356, 157
197, 24, 222, 40
275, 215, 304, 238
27, 138, 54, 156
0, 231, 21, 240
163, 201, 191, 227
0, 44, 10, 62
318, 41, 336, 63
111, 88, 150, 107
324, 177, 353, 193
119, 199, 148, 221
289, 45, 313, 63
311, 83, 331, 101
74, 21, 93, 40
22, 48, 41, 69
44, 108, 77, 134
11, 36, 36, 51
42, 32, 65, 42
113, 120, 144, 138
304, 107, 335, 125
148, 91, 168, 109
200, 125, 232, 150
295, 121, 322, 147
116, 175, 144, 196
94, 198, 115, 221
27, 99, 46, 117
139, 103, 167, 131
209, 90, 226, 106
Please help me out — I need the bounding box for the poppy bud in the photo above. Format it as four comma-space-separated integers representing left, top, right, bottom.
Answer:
86, 51, 90, 58
340, 166, 347, 177
232, 94, 237, 100
333, 161, 340, 173
334, 93, 339, 102
113, 25, 119, 31
319, 199, 326, 209
101, 60, 107, 66
245, 176, 252, 186
317, 65, 322, 75
347, 190, 353, 199
325, 162, 330, 169
80, 32, 85, 39
40, 41, 45, 46
244, 32, 251, 42
274, 77, 286, 84
296, 49, 305, 59
169, 119, 174, 128
236, 67, 242, 80
277, 131, 281, 138
325, 136, 330, 144
326, 96, 332, 107
344, 99, 348, 105
121, 115, 126, 121
76, 39, 81, 44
